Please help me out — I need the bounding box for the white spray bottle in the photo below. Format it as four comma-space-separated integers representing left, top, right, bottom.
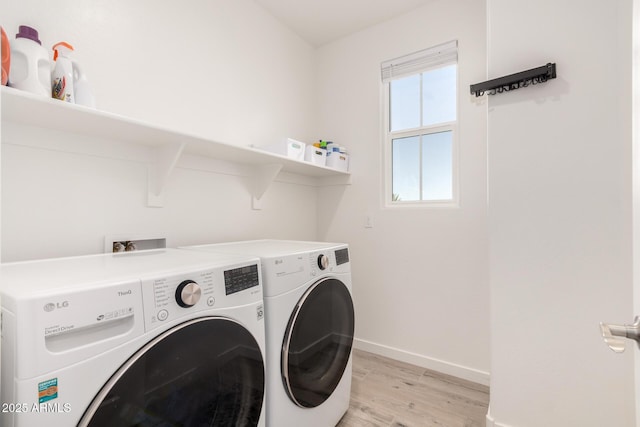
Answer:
51, 41, 74, 103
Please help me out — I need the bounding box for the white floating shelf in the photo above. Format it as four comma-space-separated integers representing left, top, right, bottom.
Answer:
1, 86, 350, 206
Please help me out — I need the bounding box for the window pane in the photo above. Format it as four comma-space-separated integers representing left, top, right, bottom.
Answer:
390, 74, 420, 131
422, 64, 456, 126
392, 136, 420, 201
422, 131, 453, 200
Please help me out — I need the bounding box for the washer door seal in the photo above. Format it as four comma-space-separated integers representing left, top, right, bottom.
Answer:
78, 316, 265, 426
282, 278, 355, 408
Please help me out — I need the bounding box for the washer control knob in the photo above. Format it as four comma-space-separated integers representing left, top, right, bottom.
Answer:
317, 254, 329, 270
176, 280, 202, 308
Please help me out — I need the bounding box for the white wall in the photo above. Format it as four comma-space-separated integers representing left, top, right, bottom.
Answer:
3, 0, 316, 146
487, 0, 635, 426
634, 2, 640, 425
315, 0, 490, 382
1, 0, 319, 262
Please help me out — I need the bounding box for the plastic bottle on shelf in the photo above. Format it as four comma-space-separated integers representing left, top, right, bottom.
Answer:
50, 41, 96, 108
8, 25, 50, 96
51, 41, 74, 102
1, 27, 10, 85
73, 60, 96, 108
326, 141, 335, 156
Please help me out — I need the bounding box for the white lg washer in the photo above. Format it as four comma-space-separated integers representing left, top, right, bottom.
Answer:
182, 240, 355, 427
1, 248, 266, 427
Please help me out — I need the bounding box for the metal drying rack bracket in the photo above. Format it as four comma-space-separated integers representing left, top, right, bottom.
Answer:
470, 63, 556, 97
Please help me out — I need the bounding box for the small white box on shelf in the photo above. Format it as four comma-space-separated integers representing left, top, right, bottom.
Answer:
304, 145, 327, 166
257, 138, 306, 161
326, 152, 349, 172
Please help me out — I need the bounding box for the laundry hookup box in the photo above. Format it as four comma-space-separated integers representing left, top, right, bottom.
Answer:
256, 138, 306, 161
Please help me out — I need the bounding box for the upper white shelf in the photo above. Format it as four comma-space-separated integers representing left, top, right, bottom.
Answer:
0, 86, 349, 178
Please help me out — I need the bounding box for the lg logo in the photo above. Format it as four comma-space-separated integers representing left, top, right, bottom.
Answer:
43, 301, 69, 312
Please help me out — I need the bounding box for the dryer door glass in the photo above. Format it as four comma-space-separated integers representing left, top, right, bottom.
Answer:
282, 278, 355, 408
79, 317, 264, 427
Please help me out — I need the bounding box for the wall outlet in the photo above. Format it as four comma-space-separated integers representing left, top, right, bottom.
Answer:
364, 214, 374, 229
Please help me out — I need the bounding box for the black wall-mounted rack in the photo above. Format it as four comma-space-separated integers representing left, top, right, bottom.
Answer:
470, 63, 556, 97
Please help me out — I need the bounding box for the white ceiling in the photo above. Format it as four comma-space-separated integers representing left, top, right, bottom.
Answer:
253, 0, 434, 47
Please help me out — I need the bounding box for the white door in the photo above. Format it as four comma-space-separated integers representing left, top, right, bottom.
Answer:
600, 4, 640, 425
635, 5, 640, 424
487, 1, 637, 425
634, 4, 640, 425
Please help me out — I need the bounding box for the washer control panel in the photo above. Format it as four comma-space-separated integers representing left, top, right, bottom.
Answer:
224, 264, 260, 295
175, 280, 202, 307
141, 262, 261, 332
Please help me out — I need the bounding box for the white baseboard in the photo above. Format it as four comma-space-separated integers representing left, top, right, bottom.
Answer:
486, 407, 496, 427
353, 338, 490, 386
486, 407, 514, 427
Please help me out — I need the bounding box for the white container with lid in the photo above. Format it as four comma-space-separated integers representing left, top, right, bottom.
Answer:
8, 25, 50, 96
304, 145, 327, 166
257, 138, 306, 161
326, 152, 349, 172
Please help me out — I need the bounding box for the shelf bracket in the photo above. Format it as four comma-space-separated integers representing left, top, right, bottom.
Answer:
250, 163, 283, 210
147, 142, 186, 207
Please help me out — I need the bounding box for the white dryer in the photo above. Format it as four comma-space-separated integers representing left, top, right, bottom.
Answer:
182, 240, 354, 427
0, 248, 266, 427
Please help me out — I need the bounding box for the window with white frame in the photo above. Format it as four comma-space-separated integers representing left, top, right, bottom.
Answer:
382, 40, 458, 206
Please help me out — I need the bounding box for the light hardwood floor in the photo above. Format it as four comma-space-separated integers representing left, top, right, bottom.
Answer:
337, 349, 490, 427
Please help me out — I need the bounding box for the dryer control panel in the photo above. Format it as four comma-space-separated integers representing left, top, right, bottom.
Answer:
309, 247, 350, 277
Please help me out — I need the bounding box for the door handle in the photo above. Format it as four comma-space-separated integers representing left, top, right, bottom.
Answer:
600, 317, 640, 353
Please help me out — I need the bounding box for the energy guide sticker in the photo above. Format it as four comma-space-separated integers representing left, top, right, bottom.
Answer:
38, 378, 58, 403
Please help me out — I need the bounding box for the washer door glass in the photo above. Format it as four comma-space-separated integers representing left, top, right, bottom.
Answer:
282, 278, 355, 408
79, 317, 264, 427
